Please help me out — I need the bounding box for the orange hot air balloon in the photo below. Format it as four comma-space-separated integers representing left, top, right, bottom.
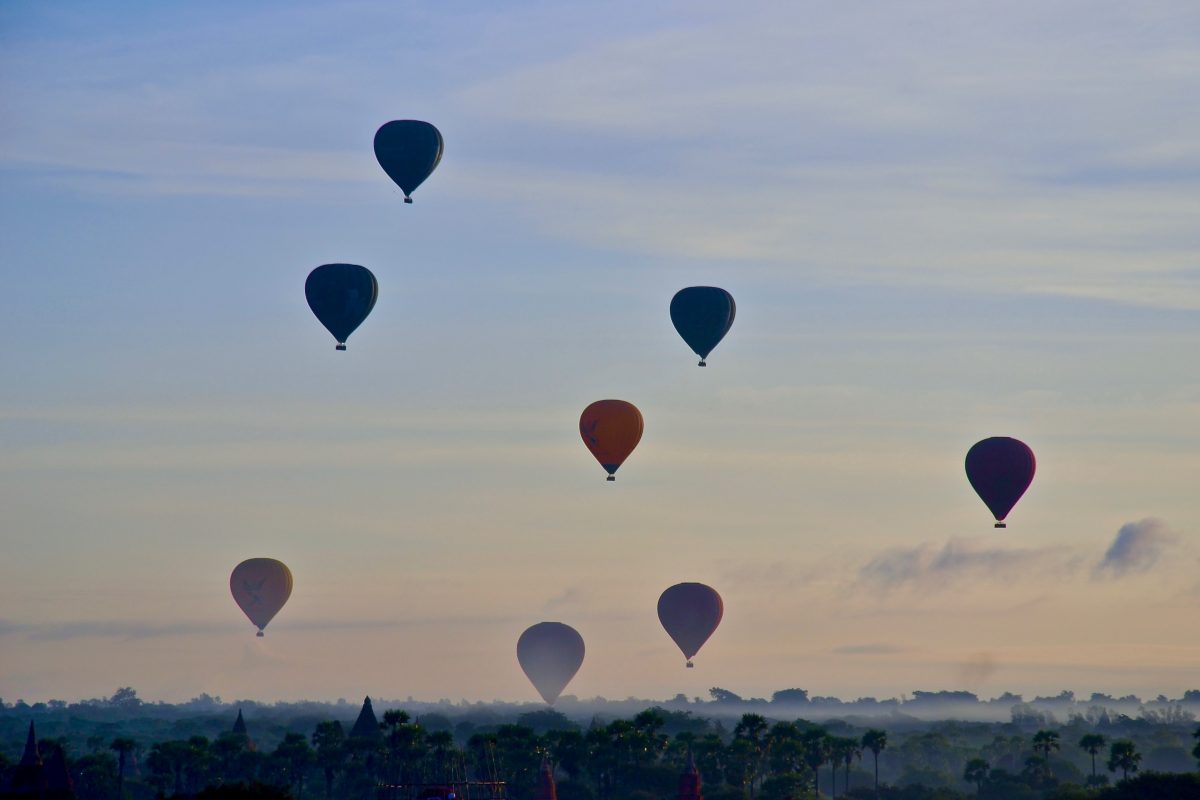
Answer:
230, 558, 293, 637
579, 400, 643, 481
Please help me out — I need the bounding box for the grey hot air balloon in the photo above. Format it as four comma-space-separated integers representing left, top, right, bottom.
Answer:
658, 582, 723, 667
517, 622, 585, 704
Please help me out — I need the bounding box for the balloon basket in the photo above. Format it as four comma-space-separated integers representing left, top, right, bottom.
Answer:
606, 475, 615, 481
403, 197, 413, 204
256, 631, 264, 638
698, 360, 706, 367
336, 343, 347, 351
686, 661, 694, 668
994, 522, 1006, 529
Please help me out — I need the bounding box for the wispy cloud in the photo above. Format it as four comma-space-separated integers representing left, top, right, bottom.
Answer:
0, 614, 524, 642
1093, 518, 1178, 578
832, 643, 907, 656
0, 619, 227, 641
956, 652, 999, 686
859, 539, 1079, 592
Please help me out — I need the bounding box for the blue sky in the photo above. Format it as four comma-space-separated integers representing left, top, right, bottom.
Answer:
1, 1, 1199, 704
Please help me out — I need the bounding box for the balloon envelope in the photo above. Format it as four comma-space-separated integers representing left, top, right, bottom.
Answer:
658, 582, 723, 666
579, 400, 643, 480
965, 437, 1036, 527
670, 287, 736, 366
374, 120, 444, 202
230, 558, 293, 636
305, 264, 378, 350
517, 622, 585, 705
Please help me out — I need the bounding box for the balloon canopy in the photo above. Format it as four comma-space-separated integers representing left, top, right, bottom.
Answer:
965, 437, 1036, 527
670, 287, 736, 366
230, 558, 293, 636
579, 400, 643, 481
658, 582, 724, 667
516, 622, 585, 705
305, 264, 378, 350
373, 120, 444, 203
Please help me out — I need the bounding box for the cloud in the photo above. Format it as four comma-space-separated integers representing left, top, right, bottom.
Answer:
859, 539, 1078, 591
1093, 518, 1178, 578
832, 643, 907, 656
0, 619, 227, 641
957, 652, 999, 686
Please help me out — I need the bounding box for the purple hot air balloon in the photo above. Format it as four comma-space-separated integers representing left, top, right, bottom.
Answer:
517, 622, 585, 705
657, 582, 724, 668
965, 437, 1036, 528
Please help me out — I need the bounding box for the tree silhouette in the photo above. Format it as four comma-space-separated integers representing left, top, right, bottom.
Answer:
800, 729, 830, 797
732, 713, 770, 797
962, 757, 989, 794
836, 736, 861, 796
1193, 725, 1200, 769
311, 721, 345, 800
861, 729, 887, 798
109, 737, 137, 800
1106, 738, 1141, 782
1078, 733, 1106, 783
1031, 729, 1060, 781
271, 733, 313, 798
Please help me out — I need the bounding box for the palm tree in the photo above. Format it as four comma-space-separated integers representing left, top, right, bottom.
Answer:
825, 736, 858, 798
1031, 730, 1060, 780
963, 758, 989, 794
1078, 733, 1106, 783
840, 737, 861, 795
733, 713, 770, 797
1106, 739, 1141, 782
272, 732, 314, 798
861, 729, 887, 798
109, 738, 137, 800
311, 720, 345, 800
801, 729, 830, 797
426, 730, 454, 779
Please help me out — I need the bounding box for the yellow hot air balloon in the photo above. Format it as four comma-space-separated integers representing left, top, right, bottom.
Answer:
230, 558, 293, 637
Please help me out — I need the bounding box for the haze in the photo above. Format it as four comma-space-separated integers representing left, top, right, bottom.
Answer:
1, 2, 1198, 706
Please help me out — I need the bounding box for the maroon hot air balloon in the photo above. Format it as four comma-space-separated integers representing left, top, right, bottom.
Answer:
965, 437, 1036, 528
657, 582, 723, 668
517, 622, 585, 704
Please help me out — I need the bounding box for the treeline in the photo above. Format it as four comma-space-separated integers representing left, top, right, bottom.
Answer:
2, 701, 1199, 799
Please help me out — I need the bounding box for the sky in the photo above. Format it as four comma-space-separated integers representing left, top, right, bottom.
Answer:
1, 1, 1199, 706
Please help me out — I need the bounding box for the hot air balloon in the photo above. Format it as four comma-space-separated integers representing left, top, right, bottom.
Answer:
305, 264, 378, 350
670, 287, 736, 367
230, 558, 293, 637
579, 400, 643, 481
517, 622, 584, 705
965, 437, 1036, 528
658, 582, 723, 668
374, 120, 443, 203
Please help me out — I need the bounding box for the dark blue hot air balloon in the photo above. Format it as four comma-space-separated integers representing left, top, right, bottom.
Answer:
670, 287, 736, 366
305, 264, 378, 351
965, 437, 1036, 528
373, 120, 443, 203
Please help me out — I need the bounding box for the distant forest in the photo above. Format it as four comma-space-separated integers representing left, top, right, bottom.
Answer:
2, 687, 1199, 799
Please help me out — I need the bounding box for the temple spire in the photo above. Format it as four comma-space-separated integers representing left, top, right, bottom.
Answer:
349, 696, 382, 741
19, 721, 41, 767
677, 750, 703, 800
9, 721, 46, 795
535, 755, 557, 800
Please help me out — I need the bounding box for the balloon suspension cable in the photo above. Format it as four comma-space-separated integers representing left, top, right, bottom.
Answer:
606, 475, 616, 482
686, 660, 694, 668
336, 343, 347, 351
994, 522, 1006, 528
256, 630, 264, 638
404, 196, 413, 204
698, 360, 706, 367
